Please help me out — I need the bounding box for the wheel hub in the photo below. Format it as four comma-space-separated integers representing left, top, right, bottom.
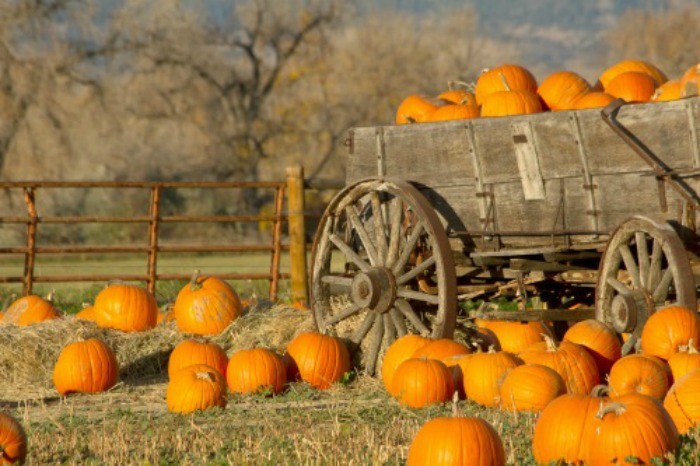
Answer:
350, 267, 396, 314
610, 289, 654, 334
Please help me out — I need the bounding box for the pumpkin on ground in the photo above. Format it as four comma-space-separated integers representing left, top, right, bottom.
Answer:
412, 338, 471, 363
381, 334, 429, 396
442, 354, 472, 399
226, 348, 286, 395
53, 338, 118, 395
572, 91, 616, 109
462, 347, 521, 407
563, 319, 621, 377
407, 416, 505, 466
605, 71, 657, 103
680, 63, 700, 97
2, 293, 59, 327
475, 64, 538, 105
395, 95, 444, 124
93, 283, 158, 332
518, 336, 600, 395
668, 339, 700, 381
157, 308, 175, 325
391, 358, 454, 409
652, 79, 681, 102
285, 332, 350, 390
640, 305, 700, 360
537, 70, 591, 110
476, 319, 552, 354
173, 271, 242, 336
498, 364, 566, 412
607, 354, 669, 401
168, 339, 228, 379
663, 369, 700, 434
588, 394, 679, 465
166, 364, 227, 414
597, 59, 668, 90
0, 413, 27, 465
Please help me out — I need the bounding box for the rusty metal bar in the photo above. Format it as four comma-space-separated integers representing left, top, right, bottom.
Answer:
0, 181, 286, 189
0, 244, 291, 254
269, 185, 286, 301
22, 188, 37, 295
450, 230, 609, 237
0, 214, 289, 224
147, 186, 161, 295
0, 273, 291, 284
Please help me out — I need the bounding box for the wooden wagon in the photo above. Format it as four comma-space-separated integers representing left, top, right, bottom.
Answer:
309, 96, 700, 374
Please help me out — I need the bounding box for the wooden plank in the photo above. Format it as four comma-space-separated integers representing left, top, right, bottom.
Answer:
475, 309, 596, 322
511, 121, 546, 200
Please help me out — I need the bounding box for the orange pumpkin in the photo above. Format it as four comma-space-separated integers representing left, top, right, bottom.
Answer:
428, 103, 479, 122
173, 272, 242, 336
475, 64, 538, 105
480, 89, 542, 117
499, 364, 566, 412
442, 353, 473, 399
407, 416, 505, 466
652, 79, 681, 102
668, 339, 700, 382
157, 308, 175, 325
477, 319, 553, 354
166, 364, 227, 414
518, 336, 600, 395
563, 319, 621, 377
537, 71, 591, 110
2, 293, 59, 327
640, 305, 700, 360
0, 413, 27, 465
608, 354, 669, 401
680, 63, 700, 97
462, 347, 521, 407
391, 358, 454, 408
226, 348, 286, 395
285, 332, 350, 390
53, 338, 119, 395
93, 283, 157, 332
412, 338, 471, 363
75, 304, 96, 322
605, 71, 657, 103
381, 334, 429, 396
597, 59, 668, 90
438, 83, 477, 106
572, 91, 616, 109
588, 394, 679, 465
663, 369, 700, 434
168, 339, 228, 379
395, 95, 443, 124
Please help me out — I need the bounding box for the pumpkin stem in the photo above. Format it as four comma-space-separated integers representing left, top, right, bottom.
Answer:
189, 270, 202, 291
447, 80, 470, 90
487, 345, 497, 354
45, 289, 56, 303
451, 391, 461, 417
405, 115, 417, 124
596, 401, 627, 419
498, 72, 511, 92
196, 370, 214, 382
81, 302, 91, 309
543, 334, 558, 352
591, 384, 610, 398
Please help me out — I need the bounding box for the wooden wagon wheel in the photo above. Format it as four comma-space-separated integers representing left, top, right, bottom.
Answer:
310, 178, 457, 375
595, 216, 696, 355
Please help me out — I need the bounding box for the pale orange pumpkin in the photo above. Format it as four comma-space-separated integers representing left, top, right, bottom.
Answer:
2, 293, 59, 327
563, 319, 621, 377
53, 338, 119, 395
475, 64, 538, 105
0, 413, 27, 465
93, 283, 158, 332
173, 271, 242, 336
640, 305, 700, 360
381, 334, 429, 396
499, 364, 566, 412
226, 348, 286, 395
572, 91, 616, 109
607, 354, 669, 401
597, 59, 668, 90
391, 358, 454, 408
168, 339, 228, 379
285, 332, 350, 390
166, 364, 227, 414
537, 71, 591, 110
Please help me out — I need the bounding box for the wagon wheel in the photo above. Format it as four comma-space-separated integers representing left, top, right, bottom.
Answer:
595, 216, 696, 355
310, 178, 457, 375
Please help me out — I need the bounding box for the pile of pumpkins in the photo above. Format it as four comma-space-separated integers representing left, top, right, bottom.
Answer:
396, 59, 700, 123
383, 304, 700, 465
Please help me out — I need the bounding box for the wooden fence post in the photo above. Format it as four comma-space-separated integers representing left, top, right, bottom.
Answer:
286, 165, 309, 306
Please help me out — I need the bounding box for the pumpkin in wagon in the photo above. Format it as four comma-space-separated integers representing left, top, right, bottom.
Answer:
537, 70, 591, 110
597, 59, 668, 90
605, 71, 657, 103
475, 64, 538, 105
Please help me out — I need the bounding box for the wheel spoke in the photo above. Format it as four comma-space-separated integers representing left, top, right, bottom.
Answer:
351, 312, 376, 344
345, 205, 379, 266
607, 277, 631, 295
383, 313, 396, 347
329, 233, 371, 272
390, 308, 407, 337
636, 232, 650, 288
397, 288, 440, 305
620, 334, 638, 356
386, 197, 403, 267
396, 256, 436, 286
370, 192, 387, 266
395, 299, 430, 335
647, 239, 663, 290
365, 316, 384, 375
320, 275, 353, 288
652, 268, 674, 304
619, 244, 641, 289
323, 303, 362, 327
391, 222, 425, 274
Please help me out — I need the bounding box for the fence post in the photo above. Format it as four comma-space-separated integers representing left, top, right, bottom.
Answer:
22, 188, 37, 296
286, 165, 309, 306
147, 186, 161, 296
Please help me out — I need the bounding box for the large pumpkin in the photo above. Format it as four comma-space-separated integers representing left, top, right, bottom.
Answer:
168, 339, 228, 379
395, 95, 444, 124
173, 272, 242, 336
226, 348, 286, 395
537, 71, 591, 110
53, 338, 119, 395
607, 354, 669, 401
480, 89, 542, 117
605, 71, 657, 103
668, 339, 700, 382
588, 394, 679, 465
391, 358, 454, 408
285, 332, 350, 390
597, 59, 668, 90
381, 334, 429, 396
166, 363, 227, 414
407, 416, 505, 466
563, 319, 621, 377
518, 336, 600, 395
437, 84, 477, 106
0, 413, 27, 465
428, 103, 479, 122
499, 364, 566, 412
640, 305, 700, 360
93, 283, 158, 332
462, 348, 521, 407
476, 320, 552, 354
412, 338, 471, 363
652, 79, 681, 102
663, 369, 700, 434
2, 293, 59, 327
475, 64, 538, 105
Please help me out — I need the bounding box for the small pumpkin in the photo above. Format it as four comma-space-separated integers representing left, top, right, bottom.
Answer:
53, 338, 119, 395
395, 95, 444, 124
438, 83, 477, 106
572, 91, 616, 109
166, 364, 227, 414
2, 293, 59, 327
381, 334, 430, 395
476, 319, 553, 354
391, 358, 454, 408
407, 416, 505, 466
168, 339, 228, 379
173, 271, 242, 336
668, 339, 700, 381
607, 354, 669, 401
680, 63, 700, 97
597, 59, 668, 90
588, 394, 679, 465
605, 71, 657, 103
475, 64, 538, 105
663, 369, 700, 434
640, 305, 700, 360
412, 338, 471, 363
75, 303, 96, 321
537, 71, 591, 110
226, 348, 286, 395
462, 347, 521, 407
157, 307, 175, 325
652, 79, 681, 102
563, 319, 621, 377
480, 88, 543, 117
499, 364, 566, 412
428, 103, 479, 122
518, 336, 600, 395
0, 413, 27, 465
285, 332, 350, 390
93, 283, 158, 332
